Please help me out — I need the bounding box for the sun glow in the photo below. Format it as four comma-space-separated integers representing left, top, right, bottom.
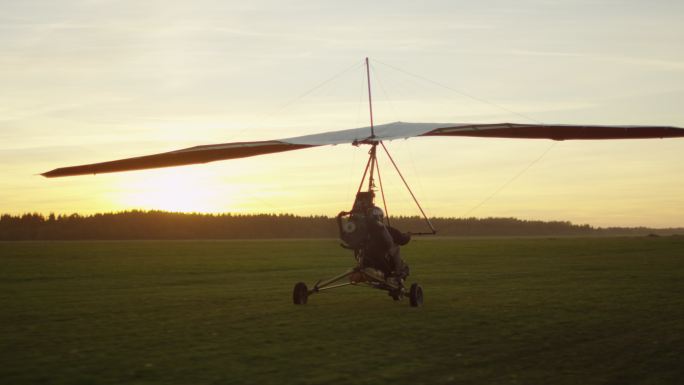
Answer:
112, 167, 234, 213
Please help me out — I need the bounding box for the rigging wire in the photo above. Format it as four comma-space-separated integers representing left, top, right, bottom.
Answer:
355, 62, 368, 126
345, 68, 370, 205
219, 59, 363, 211
226, 59, 364, 142
402, 139, 431, 218
371, 63, 435, 222
371, 58, 565, 232
258, 59, 364, 122
379, 142, 435, 233
371, 63, 433, 217
372, 61, 470, 124
369, 64, 401, 121
374, 151, 391, 227
369, 63, 402, 216
462, 141, 558, 218
374, 59, 543, 124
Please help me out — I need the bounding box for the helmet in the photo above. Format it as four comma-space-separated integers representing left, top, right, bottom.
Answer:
369, 206, 384, 221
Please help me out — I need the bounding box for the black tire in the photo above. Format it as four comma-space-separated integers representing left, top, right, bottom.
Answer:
293, 282, 308, 305
409, 283, 423, 307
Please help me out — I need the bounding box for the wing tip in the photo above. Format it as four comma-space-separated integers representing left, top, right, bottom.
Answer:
41, 168, 84, 178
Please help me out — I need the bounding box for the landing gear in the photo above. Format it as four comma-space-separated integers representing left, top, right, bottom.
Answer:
292, 265, 423, 307
409, 283, 423, 307
292, 282, 308, 305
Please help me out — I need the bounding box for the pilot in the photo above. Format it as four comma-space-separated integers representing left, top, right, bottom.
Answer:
365, 206, 411, 282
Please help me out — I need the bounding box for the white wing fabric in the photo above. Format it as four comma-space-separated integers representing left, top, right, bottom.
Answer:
42, 122, 684, 177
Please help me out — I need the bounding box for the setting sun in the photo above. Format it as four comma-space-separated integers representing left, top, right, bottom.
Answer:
113, 168, 235, 213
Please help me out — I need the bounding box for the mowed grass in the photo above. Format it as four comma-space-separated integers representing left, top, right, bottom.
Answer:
1, 237, 683, 385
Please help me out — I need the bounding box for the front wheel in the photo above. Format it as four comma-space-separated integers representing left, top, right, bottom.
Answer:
293, 282, 308, 305
409, 283, 423, 307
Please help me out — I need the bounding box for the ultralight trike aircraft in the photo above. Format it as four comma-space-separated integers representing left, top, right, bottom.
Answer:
42, 58, 684, 307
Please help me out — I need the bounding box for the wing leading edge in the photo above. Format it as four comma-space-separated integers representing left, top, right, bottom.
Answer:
421, 123, 684, 140
42, 122, 684, 178
41, 140, 315, 178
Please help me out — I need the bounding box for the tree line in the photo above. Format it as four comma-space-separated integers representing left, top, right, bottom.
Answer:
0, 211, 680, 240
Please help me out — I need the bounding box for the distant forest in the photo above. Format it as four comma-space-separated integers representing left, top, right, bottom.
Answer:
0, 211, 681, 240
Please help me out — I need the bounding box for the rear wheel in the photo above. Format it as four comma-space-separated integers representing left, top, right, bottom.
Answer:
409, 283, 423, 307
293, 282, 308, 305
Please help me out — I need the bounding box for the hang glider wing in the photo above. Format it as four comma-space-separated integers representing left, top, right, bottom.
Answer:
417, 122, 684, 140
42, 122, 684, 177
279, 121, 684, 144
41, 140, 315, 178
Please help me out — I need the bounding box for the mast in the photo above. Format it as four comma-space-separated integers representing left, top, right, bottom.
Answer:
356, 57, 433, 233
365, 57, 375, 138
365, 57, 377, 191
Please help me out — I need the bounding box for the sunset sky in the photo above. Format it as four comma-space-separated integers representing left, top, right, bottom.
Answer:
1, 0, 683, 227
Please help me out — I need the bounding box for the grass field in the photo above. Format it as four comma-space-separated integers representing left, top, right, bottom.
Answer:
1, 237, 683, 385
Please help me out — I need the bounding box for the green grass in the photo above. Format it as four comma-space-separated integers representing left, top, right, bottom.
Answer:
1, 237, 683, 385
